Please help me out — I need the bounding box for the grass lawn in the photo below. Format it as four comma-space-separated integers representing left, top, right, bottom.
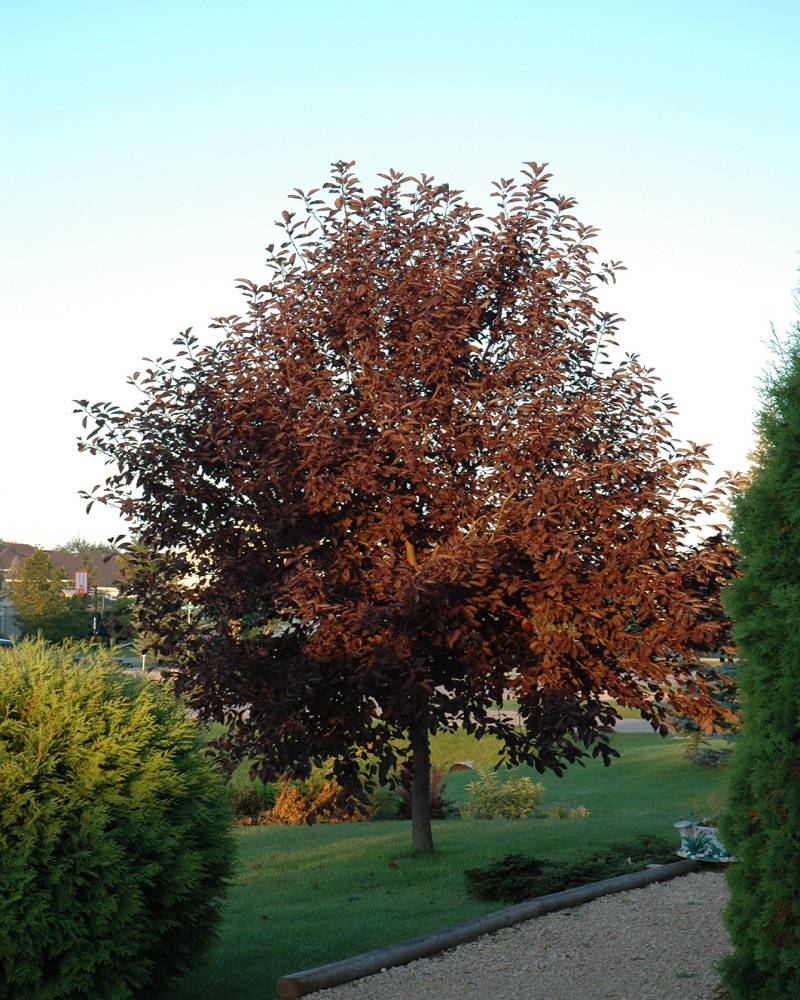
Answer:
169, 732, 728, 1000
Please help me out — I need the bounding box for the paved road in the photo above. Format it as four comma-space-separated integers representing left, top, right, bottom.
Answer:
487, 709, 661, 734
612, 717, 659, 732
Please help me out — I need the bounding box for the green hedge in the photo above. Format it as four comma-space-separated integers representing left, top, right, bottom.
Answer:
0, 641, 235, 1000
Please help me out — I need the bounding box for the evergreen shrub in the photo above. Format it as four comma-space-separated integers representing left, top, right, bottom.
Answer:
464, 833, 676, 904
226, 778, 278, 821
0, 640, 235, 1000
367, 782, 403, 821
671, 659, 739, 768
721, 323, 800, 1000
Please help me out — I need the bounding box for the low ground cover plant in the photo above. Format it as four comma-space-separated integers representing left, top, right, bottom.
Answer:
463, 832, 677, 904
0, 640, 235, 1000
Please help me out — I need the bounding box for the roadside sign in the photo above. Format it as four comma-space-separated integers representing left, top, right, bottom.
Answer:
74, 571, 89, 594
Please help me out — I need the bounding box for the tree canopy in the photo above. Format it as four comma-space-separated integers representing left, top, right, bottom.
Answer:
77, 162, 735, 853
52, 535, 119, 556
5, 548, 91, 642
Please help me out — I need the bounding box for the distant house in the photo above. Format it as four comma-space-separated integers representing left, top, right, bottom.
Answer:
0, 542, 123, 638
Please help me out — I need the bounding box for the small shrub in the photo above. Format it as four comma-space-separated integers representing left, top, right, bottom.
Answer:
255, 770, 373, 825
227, 779, 278, 820
261, 774, 343, 824
0, 640, 235, 1000
686, 741, 733, 768
670, 660, 739, 769
370, 783, 403, 821
464, 833, 676, 904
460, 768, 545, 819
229, 760, 406, 826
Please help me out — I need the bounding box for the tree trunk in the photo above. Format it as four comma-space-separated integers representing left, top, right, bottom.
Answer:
409, 718, 434, 855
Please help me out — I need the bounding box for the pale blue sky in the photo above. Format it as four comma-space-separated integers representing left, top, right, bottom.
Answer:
2, 0, 798, 547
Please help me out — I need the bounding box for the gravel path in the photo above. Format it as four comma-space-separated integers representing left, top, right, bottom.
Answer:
309, 870, 730, 1000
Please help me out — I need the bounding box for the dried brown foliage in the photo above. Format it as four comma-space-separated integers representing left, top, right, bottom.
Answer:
76, 162, 735, 852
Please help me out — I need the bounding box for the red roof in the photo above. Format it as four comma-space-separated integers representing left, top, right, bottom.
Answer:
0, 543, 123, 590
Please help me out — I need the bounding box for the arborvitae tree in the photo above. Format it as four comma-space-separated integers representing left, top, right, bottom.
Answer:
721, 317, 800, 999
0, 640, 234, 999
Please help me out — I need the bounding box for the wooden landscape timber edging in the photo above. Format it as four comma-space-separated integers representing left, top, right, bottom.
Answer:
275, 858, 702, 998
